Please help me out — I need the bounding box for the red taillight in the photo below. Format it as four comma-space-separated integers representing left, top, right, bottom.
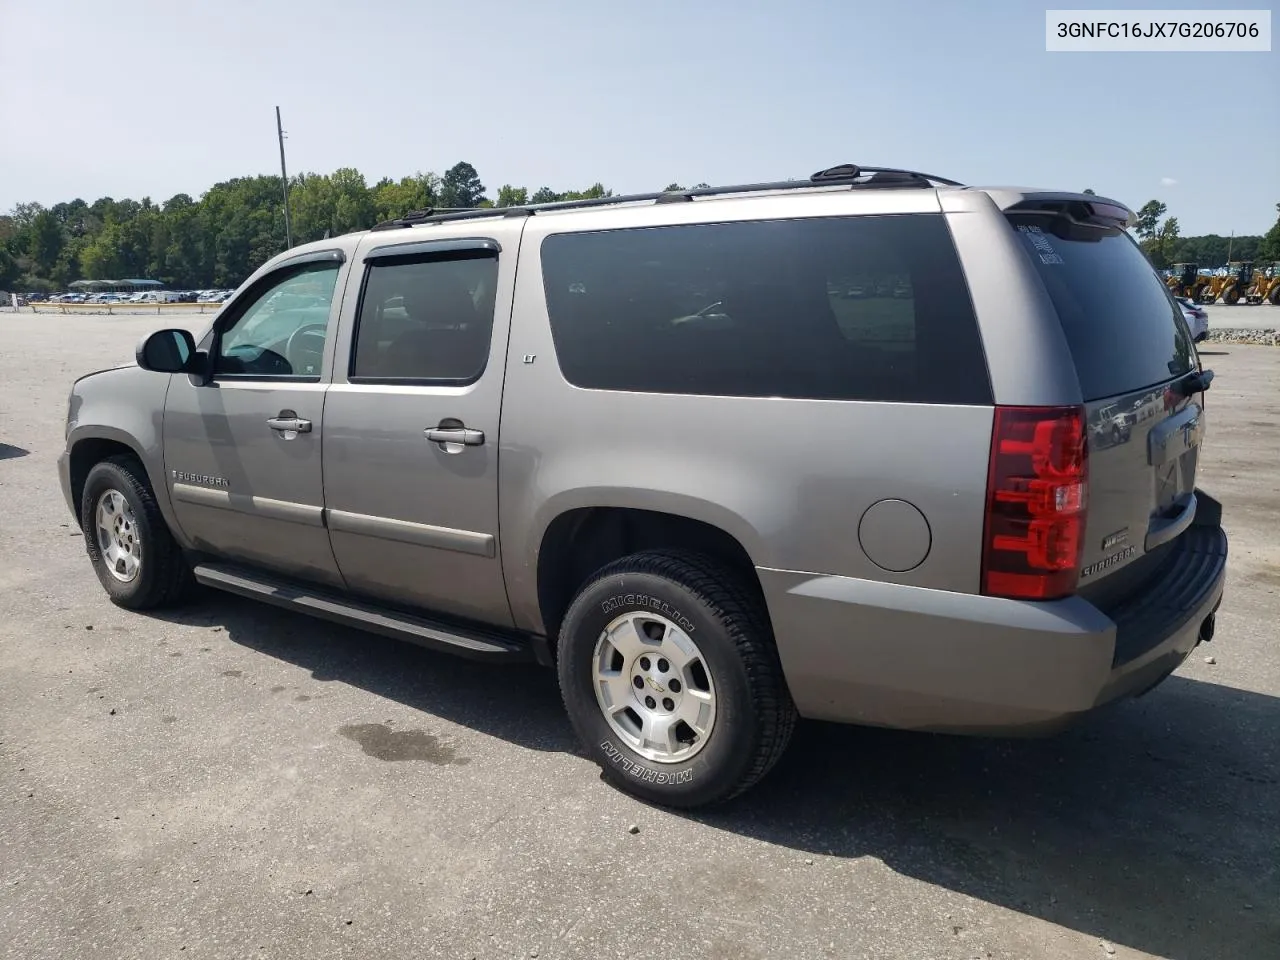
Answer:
981, 405, 1088, 600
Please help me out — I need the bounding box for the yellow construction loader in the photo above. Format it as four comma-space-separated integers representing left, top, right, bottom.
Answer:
1245, 262, 1280, 305
1218, 261, 1255, 305
1166, 263, 1212, 301
1199, 273, 1227, 304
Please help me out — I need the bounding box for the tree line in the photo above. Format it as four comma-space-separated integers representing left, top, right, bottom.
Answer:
3, 165, 1278, 292
1129, 198, 1280, 270
0, 161, 634, 292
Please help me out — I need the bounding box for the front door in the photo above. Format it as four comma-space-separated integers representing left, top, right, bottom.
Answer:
321, 233, 517, 626
163, 250, 348, 587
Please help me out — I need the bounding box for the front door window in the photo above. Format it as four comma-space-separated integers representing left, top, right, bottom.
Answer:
216, 264, 340, 379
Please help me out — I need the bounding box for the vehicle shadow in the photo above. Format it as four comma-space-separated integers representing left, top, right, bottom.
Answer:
150, 593, 1278, 960
0, 442, 30, 460
146, 592, 576, 754
697, 679, 1280, 960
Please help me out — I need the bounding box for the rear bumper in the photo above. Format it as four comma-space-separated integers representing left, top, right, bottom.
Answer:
761, 493, 1228, 734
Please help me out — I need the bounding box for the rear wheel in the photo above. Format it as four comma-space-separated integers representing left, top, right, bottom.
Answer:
557, 550, 796, 808
81, 456, 193, 609
1222, 285, 1240, 306
1269, 286, 1280, 306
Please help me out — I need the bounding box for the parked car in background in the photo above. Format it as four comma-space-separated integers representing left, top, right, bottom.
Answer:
1178, 297, 1209, 342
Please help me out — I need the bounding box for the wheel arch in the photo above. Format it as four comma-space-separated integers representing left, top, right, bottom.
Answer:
67, 426, 180, 540
534, 504, 769, 650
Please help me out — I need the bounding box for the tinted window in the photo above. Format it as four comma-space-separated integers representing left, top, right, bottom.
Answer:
351, 253, 498, 382
216, 263, 339, 378
1010, 216, 1194, 401
540, 215, 991, 404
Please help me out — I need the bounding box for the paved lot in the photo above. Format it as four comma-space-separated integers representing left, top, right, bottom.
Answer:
1203, 302, 1280, 331
1, 313, 1277, 960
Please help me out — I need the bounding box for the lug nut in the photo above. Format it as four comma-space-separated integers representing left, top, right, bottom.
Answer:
663, 698, 675, 712
633, 676, 644, 689
668, 679, 682, 693
639, 657, 651, 671
644, 696, 656, 710
657, 658, 669, 673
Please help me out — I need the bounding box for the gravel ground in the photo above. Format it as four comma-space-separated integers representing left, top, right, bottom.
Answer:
1, 313, 1278, 960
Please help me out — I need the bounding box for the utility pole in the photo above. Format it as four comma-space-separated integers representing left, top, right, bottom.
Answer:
276, 106, 292, 249
1227, 230, 1234, 263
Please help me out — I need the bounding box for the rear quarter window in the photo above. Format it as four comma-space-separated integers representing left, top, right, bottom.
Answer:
539, 214, 992, 404
1010, 215, 1194, 401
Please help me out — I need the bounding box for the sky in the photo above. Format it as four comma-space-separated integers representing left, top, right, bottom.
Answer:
0, 0, 1275, 236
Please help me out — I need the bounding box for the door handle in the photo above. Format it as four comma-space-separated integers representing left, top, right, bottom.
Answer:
425, 426, 484, 446
267, 413, 312, 434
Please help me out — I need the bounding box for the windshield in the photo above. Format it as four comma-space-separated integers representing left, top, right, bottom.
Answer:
1009, 215, 1194, 401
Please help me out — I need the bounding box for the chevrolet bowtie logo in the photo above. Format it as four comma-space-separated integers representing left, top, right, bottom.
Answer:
645, 676, 666, 694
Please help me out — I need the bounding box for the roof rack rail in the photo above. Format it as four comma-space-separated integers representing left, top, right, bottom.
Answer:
367, 163, 964, 231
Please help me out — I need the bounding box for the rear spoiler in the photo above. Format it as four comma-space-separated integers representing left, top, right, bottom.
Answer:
976, 189, 1136, 229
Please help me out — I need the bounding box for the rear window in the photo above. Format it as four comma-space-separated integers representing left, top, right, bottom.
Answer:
1010, 215, 1194, 401
539, 214, 992, 404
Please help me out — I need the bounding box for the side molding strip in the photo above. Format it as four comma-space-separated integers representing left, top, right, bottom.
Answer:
171, 483, 325, 528
326, 509, 496, 558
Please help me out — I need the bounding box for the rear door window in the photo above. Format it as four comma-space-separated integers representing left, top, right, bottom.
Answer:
1009, 215, 1194, 401
350, 253, 498, 383
539, 214, 992, 404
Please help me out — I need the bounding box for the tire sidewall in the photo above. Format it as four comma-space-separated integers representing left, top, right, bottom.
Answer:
82, 461, 156, 605
559, 568, 763, 807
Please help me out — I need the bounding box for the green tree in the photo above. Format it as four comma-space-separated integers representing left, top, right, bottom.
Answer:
1134, 200, 1167, 241
496, 185, 529, 208
439, 161, 486, 208
0, 247, 19, 288
372, 173, 438, 221
80, 222, 125, 278
52, 238, 85, 288
664, 182, 685, 192
1258, 203, 1280, 261
10, 163, 1269, 294
17, 274, 56, 294
1083, 188, 1096, 195
330, 167, 375, 233
9, 202, 43, 229
560, 183, 611, 201
28, 210, 64, 277
1152, 217, 1180, 268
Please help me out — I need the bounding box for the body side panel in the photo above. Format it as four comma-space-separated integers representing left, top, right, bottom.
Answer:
64, 367, 184, 539
500, 194, 994, 635
940, 190, 1084, 408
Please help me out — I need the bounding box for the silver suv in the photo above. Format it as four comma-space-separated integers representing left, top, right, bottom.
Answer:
58, 165, 1228, 808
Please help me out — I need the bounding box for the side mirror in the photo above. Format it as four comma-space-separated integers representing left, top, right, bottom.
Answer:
136, 328, 197, 373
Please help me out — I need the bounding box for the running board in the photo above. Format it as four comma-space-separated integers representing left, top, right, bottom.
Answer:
191, 562, 531, 663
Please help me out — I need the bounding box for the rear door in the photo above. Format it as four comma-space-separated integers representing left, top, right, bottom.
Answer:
1009, 209, 1205, 601
320, 228, 520, 627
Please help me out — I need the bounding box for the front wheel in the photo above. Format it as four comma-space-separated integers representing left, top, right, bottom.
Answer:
81, 456, 193, 609
557, 550, 796, 808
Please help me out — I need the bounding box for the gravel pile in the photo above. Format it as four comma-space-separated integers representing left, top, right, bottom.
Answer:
1203, 328, 1279, 346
